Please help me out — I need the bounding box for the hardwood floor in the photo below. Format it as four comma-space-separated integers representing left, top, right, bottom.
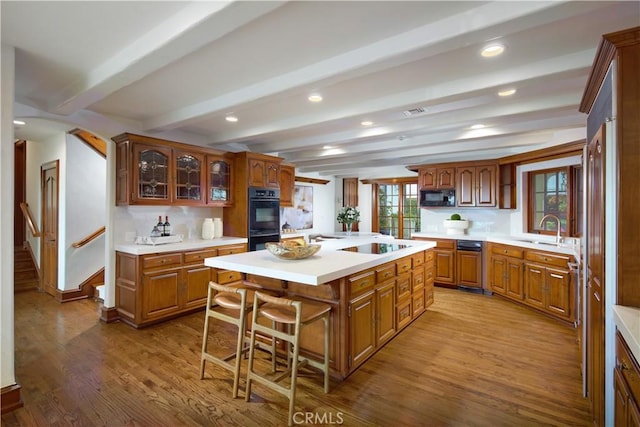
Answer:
2, 288, 591, 426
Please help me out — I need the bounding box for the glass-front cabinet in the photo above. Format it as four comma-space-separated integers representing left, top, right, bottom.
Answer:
174, 150, 205, 205
133, 144, 172, 204
207, 155, 232, 206
112, 133, 234, 207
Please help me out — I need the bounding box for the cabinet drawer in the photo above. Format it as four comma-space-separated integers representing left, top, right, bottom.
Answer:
525, 250, 570, 268
412, 252, 425, 268
435, 239, 455, 249
349, 270, 375, 297
617, 332, 640, 403
491, 244, 523, 259
396, 273, 411, 300
412, 269, 425, 292
217, 270, 243, 284
184, 249, 218, 264
218, 244, 247, 256
396, 299, 412, 330
142, 253, 182, 270
376, 263, 396, 283
425, 284, 434, 308
412, 289, 425, 317
396, 258, 412, 275
425, 250, 435, 262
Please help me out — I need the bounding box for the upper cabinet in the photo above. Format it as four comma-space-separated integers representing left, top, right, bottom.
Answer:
456, 164, 497, 207
248, 156, 280, 188
419, 166, 455, 190
112, 133, 232, 206
279, 163, 295, 207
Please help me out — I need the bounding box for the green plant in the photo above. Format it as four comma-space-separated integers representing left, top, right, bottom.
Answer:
450, 213, 462, 220
337, 206, 360, 225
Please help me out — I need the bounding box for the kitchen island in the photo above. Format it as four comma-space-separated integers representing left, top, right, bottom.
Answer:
205, 236, 436, 379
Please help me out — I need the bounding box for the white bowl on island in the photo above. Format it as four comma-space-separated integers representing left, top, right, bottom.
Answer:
442, 219, 469, 235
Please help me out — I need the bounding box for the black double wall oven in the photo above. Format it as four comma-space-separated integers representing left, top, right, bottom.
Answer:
248, 187, 280, 251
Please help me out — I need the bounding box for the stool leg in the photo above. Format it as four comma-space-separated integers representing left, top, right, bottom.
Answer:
323, 314, 330, 393
271, 320, 277, 373
288, 323, 301, 427
245, 307, 259, 402
199, 287, 213, 379
232, 309, 246, 399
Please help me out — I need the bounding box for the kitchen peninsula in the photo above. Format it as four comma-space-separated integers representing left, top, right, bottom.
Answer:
205, 236, 436, 379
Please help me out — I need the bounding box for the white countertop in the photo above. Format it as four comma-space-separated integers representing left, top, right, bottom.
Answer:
614, 305, 640, 363
204, 237, 436, 286
115, 236, 248, 255
412, 232, 578, 257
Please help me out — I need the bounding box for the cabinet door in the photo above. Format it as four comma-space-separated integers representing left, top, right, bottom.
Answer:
375, 282, 396, 347
420, 167, 437, 189
183, 265, 213, 309
524, 264, 546, 309
174, 150, 205, 205
476, 165, 497, 206
630, 397, 640, 427
457, 250, 482, 288
434, 250, 455, 284
506, 259, 524, 300
265, 160, 280, 188
349, 291, 376, 369
490, 256, 507, 295
133, 144, 172, 204
279, 164, 295, 207
207, 156, 232, 206
115, 140, 130, 205
546, 267, 572, 320
437, 167, 455, 189
457, 167, 475, 206
615, 368, 631, 427
248, 159, 266, 187
142, 268, 181, 320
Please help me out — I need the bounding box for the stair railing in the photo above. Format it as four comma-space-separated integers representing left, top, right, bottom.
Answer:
20, 202, 40, 237
72, 226, 106, 248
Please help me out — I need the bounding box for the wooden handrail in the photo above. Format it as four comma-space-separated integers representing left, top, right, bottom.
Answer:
20, 202, 40, 237
72, 226, 106, 248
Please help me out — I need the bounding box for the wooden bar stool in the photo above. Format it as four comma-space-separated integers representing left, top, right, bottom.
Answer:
245, 291, 331, 426
199, 281, 253, 398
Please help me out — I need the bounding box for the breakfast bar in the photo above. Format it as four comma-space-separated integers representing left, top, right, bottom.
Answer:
205, 237, 436, 379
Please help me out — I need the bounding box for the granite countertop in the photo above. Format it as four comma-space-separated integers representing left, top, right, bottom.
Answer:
204, 237, 436, 286
412, 232, 578, 257
614, 305, 640, 363
115, 236, 248, 255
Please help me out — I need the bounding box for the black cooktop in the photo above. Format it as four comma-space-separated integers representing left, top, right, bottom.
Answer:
340, 242, 409, 254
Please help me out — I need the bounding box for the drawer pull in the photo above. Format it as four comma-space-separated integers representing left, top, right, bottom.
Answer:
619, 360, 630, 371
504, 250, 508, 253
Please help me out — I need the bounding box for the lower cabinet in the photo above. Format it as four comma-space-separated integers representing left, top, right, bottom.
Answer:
488, 242, 575, 324
375, 281, 396, 346
116, 244, 246, 327
615, 331, 640, 427
349, 288, 376, 369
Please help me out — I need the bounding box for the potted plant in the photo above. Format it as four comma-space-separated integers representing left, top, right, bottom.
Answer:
442, 213, 469, 235
337, 206, 360, 235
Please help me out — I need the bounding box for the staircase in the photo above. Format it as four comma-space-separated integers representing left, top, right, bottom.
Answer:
14, 247, 39, 293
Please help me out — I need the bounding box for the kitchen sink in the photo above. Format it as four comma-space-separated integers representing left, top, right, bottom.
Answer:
514, 239, 559, 246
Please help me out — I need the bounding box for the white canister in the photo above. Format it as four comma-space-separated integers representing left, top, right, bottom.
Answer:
202, 218, 215, 240
213, 218, 223, 238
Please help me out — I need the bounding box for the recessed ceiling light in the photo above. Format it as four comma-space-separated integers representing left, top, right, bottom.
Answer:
308, 93, 323, 103
323, 145, 332, 150
13, 120, 26, 126
225, 115, 238, 123
361, 121, 373, 126
498, 88, 517, 97
481, 43, 505, 58
470, 124, 485, 130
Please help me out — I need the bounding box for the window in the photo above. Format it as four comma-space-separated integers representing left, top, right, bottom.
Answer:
372, 179, 420, 239
527, 166, 581, 236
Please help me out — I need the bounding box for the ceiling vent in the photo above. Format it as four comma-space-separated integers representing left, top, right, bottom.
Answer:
403, 107, 427, 117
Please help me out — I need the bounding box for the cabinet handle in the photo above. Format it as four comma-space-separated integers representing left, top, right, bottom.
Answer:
619, 360, 629, 371
504, 250, 508, 253
550, 273, 563, 279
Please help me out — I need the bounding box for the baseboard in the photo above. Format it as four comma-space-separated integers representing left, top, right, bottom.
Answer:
100, 306, 119, 323
56, 268, 105, 303
1, 383, 23, 414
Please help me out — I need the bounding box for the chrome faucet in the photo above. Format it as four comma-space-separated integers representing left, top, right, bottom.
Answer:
538, 214, 562, 245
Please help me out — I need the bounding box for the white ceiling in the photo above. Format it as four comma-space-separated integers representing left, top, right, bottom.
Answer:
3, 1, 639, 177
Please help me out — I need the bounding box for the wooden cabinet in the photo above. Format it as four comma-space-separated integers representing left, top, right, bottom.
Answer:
248, 156, 280, 188
349, 289, 376, 369
498, 163, 516, 209
457, 164, 497, 207
279, 163, 295, 207
456, 250, 482, 289
115, 244, 246, 327
419, 166, 455, 190
375, 281, 396, 346
112, 133, 231, 206
523, 250, 574, 323
433, 239, 455, 286
615, 332, 640, 427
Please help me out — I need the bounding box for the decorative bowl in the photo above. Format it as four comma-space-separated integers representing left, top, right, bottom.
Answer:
442, 219, 469, 235
265, 242, 321, 260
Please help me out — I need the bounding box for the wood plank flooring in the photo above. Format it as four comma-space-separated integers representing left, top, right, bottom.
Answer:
2, 288, 591, 426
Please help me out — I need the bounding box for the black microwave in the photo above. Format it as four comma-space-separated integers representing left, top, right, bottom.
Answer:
420, 189, 455, 207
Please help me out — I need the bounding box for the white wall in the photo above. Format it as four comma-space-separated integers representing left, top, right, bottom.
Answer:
65, 134, 106, 290
1, 43, 16, 389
